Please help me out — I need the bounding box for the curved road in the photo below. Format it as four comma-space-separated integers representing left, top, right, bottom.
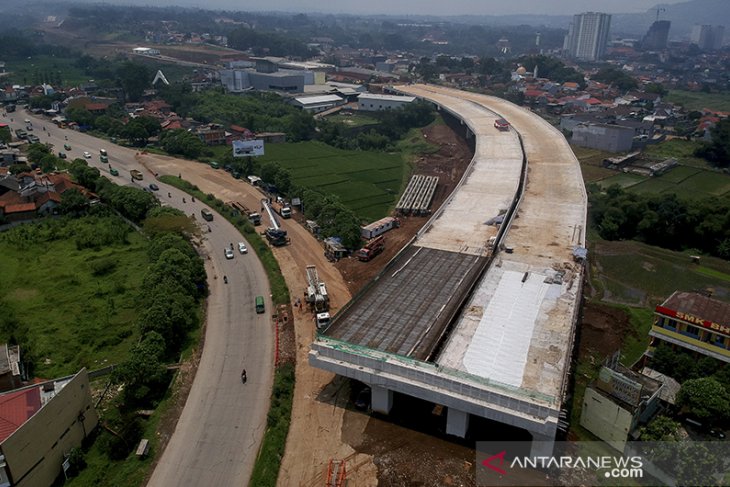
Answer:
4, 109, 274, 486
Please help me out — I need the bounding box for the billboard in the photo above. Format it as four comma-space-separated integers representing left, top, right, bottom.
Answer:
232, 139, 264, 157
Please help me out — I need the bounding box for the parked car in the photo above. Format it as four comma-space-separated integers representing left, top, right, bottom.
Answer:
109, 168, 119, 176
238, 242, 248, 254
83, 151, 91, 159
224, 248, 234, 260
148, 183, 159, 191
58, 152, 67, 159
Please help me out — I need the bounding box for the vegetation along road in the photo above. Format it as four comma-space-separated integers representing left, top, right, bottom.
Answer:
13, 109, 274, 486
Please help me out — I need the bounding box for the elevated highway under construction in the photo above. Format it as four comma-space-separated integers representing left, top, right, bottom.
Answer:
309, 85, 587, 456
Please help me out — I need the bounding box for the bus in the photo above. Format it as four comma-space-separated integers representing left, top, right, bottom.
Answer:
255, 296, 265, 314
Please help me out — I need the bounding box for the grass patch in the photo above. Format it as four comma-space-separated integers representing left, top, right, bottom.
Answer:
694, 266, 730, 282
666, 90, 730, 112
643, 139, 710, 168
5, 55, 90, 86
0, 219, 148, 378
249, 362, 295, 487
596, 173, 646, 189
159, 175, 290, 305
656, 165, 701, 184
626, 177, 676, 195
681, 170, 730, 196
591, 238, 730, 306
207, 140, 408, 222
327, 112, 380, 128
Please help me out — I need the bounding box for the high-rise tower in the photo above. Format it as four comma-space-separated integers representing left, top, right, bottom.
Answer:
564, 12, 612, 61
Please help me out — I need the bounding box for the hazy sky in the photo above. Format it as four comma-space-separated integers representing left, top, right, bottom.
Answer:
96, 0, 690, 16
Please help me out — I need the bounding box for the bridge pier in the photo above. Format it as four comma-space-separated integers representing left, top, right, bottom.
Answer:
371, 385, 393, 414
446, 408, 470, 438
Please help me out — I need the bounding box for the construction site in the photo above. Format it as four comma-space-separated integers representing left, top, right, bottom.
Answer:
309, 84, 588, 457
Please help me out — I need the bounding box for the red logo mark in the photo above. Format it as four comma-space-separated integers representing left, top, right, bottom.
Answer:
482, 450, 507, 475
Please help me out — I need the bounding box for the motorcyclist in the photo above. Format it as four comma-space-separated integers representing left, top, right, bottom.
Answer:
182, 197, 186, 203
168, 192, 171, 198
241, 369, 247, 383
191, 196, 195, 202
223, 275, 228, 284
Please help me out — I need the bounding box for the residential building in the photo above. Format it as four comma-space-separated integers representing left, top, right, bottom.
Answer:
0, 369, 98, 487
649, 291, 730, 364
194, 124, 226, 145
691, 25, 725, 50
0, 345, 21, 392
357, 93, 415, 111
564, 12, 612, 61
642, 21, 671, 51
581, 362, 662, 451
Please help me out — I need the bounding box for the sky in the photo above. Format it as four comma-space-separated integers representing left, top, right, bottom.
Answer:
89, 0, 690, 16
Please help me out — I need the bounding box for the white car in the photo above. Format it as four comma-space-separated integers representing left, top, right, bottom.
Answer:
238, 242, 248, 254
224, 248, 234, 260
83, 151, 91, 159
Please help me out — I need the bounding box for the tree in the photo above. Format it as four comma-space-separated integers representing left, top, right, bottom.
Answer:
69, 160, 101, 189
60, 188, 88, 216
0, 126, 9, 144
591, 67, 637, 91
639, 415, 680, 441
113, 331, 168, 405
677, 377, 730, 424
106, 186, 158, 223
117, 62, 151, 102
65, 107, 95, 127
694, 119, 730, 167
160, 129, 205, 159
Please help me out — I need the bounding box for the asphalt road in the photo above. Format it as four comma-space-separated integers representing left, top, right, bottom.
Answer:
5, 109, 275, 486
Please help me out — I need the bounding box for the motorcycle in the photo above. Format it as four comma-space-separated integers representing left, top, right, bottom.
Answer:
223, 275, 228, 284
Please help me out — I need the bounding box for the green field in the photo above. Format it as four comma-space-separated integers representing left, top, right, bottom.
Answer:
589, 238, 730, 307
258, 141, 406, 221
642, 139, 710, 168
213, 132, 435, 222
666, 90, 730, 112
5, 55, 90, 86
327, 112, 380, 128
596, 172, 645, 189
0, 219, 148, 378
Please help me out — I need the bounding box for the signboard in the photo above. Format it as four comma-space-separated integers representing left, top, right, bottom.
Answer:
597, 366, 643, 406
232, 139, 264, 157
655, 305, 730, 335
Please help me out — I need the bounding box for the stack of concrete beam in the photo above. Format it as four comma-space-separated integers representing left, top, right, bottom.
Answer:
396, 175, 439, 215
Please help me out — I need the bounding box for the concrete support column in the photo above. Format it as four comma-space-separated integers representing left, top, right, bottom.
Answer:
446, 408, 470, 438
529, 432, 556, 458
371, 385, 393, 414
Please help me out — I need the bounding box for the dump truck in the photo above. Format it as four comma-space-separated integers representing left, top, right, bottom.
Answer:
357, 235, 385, 262
130, 169, 144, 180
305, 265, 329, 312
272, 200, 292, 219
229, 201, 261, 225
264, 227, 289, 246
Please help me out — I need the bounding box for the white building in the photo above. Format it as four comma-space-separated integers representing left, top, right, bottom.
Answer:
357, 93, 416, 112
292, 94, 345, 113
564, 12, 612, 61
132, 47, 161, 56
